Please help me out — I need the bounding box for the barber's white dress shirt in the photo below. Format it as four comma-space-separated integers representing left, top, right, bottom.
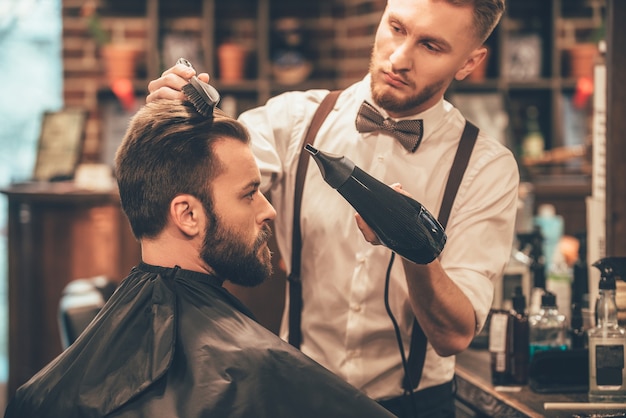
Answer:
238, 74, 519, 400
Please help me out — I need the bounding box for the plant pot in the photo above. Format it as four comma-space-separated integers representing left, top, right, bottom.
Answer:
217, 42, 247, 83
101, 44, 139, 82
566, 43, 598, 79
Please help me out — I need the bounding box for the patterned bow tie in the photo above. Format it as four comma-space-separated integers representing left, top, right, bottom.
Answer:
355, 101, 424, 153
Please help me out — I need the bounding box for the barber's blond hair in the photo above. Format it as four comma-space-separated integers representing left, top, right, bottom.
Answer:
446, 0, 505, 43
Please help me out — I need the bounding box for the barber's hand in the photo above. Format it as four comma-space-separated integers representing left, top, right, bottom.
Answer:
355, 183, 408, 246
146, 62, 211, 103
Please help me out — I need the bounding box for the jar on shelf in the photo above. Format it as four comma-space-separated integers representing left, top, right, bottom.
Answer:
270, 17, 312, 85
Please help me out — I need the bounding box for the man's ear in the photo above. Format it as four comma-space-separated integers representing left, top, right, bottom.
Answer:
170, 194, 203, 237
455, 46, 488, 81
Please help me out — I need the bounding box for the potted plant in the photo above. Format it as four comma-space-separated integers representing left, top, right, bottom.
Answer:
82, 1, 139, 84
565, 18, 605, 79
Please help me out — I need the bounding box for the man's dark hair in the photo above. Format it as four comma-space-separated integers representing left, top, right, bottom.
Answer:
115, 100, 250, 239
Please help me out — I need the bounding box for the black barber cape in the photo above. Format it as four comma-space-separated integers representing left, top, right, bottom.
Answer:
5, 263, 393, 418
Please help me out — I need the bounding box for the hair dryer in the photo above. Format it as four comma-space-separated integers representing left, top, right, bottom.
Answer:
305, 144, 446, 264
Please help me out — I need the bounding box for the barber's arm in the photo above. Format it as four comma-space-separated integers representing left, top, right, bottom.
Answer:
400, 258, 476, 357
355, 210, 475, 357
356, 153, 519, 357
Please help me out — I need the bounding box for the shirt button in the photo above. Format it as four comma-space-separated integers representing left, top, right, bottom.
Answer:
351, 304, 362, 312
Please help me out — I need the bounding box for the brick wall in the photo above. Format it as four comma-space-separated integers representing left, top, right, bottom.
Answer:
63, 0, 148, 162
335, 0, 385, 88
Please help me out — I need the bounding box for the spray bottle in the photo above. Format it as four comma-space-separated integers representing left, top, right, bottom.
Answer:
588, 256, 626, 402
305, 144, 446, 264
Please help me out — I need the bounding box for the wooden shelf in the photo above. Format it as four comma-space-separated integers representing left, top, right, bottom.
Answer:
450, 0, 605, 165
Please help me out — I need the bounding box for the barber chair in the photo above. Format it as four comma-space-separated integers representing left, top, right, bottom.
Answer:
58, 275, 117, 349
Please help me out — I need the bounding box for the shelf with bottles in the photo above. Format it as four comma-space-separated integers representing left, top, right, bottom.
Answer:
452, 0, 554, 88
455, 0, 604, 84
453, 0, 603, 183
154, 0, 339, 115
512, 94, 591, 181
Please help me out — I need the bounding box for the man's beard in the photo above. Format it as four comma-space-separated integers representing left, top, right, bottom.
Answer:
369, 57, 447, 114
200, 216, 273, 287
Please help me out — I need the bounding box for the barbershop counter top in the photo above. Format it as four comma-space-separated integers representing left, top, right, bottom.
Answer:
454, 349, 626, 418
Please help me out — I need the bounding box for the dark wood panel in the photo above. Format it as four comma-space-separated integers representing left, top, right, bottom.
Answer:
2, 183, 141, 396
606, 0, 626, 256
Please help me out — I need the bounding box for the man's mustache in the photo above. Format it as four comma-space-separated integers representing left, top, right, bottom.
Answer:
255, 223, 272, 248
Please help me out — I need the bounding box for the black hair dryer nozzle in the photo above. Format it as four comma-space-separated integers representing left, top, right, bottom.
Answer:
305, 144, 446, 264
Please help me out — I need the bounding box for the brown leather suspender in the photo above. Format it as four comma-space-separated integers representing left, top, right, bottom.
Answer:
403, 120, 478, 391
438, 121, 479, 229
288, 90, 342, 347
287, 89, 479, 392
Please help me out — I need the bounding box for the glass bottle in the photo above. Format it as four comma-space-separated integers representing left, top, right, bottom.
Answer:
529, 291, 567, 359
509, 286, 529, 384
588, 257, 626, 402
521, 105, 545, 160
489, 309, 511, 385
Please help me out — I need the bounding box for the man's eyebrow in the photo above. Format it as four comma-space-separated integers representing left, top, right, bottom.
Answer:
388, 11, 453, 51
241, 180, 261, 193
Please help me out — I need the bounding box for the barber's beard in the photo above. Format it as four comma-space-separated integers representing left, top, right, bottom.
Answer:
368, 57, 446, 115
200, 219, 273, 287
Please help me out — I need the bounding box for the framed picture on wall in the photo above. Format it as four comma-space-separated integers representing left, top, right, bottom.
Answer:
33, 108, 87, 182
502, 33, 543, 80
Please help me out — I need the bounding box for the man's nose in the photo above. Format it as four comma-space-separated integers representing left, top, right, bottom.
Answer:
259, 193, 276, 222
389, 41, 413, 71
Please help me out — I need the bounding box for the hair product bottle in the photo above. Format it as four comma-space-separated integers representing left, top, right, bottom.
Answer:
489, 309, 511, 385
489, 287, 530, 386
529, 291, 567, 359
588, 257, 626, 402
509, 286, 530, 384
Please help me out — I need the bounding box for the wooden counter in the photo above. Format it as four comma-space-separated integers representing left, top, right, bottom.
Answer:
1, 182, 141, 396
455, 348, 626, 417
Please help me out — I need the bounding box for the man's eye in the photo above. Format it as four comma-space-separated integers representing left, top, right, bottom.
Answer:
423, 42, 441, 52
